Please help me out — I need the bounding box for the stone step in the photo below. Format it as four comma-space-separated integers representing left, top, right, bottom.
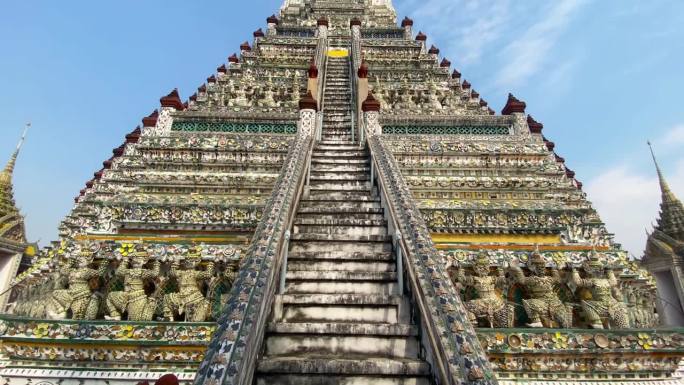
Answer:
320, 130, 353, 136
309, 169, 370, 177
308, 181, 371, 190
286, 270, 397, 282
309, 186, 376, 198
315, 144, 363, 151
289, 250, 393, 261
312, 150, 366, 157
294, 216, 385, 225
264, 333, 419, 358
295, 212, 385, 223
281, 293, 400, 304
257, 355, 429, 377
309, 157, 367, 163
278, 295, 402, 323
321, 128, 352, 133
266, 320, 415, 336
294, 224, 387, 237
289, 240, 392, 255
284, 280, 398, 295
318, 140, 361, 145
298, 200, 380, 210
300, 194, 378, 202
306, 189, 375, 199
311, 157, 366, 163
288, 259, 395, 272
290, 233, 390, 243
256, 374, 429, 385
311, 164, 369, 172
323, 118, 352, 122
321, 136, 353, 142
309, 175, 368, 183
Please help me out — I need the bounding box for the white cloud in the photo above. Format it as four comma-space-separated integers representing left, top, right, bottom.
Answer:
495, 0, 588, 88
393, 0, 587, 92
657, 124, 684, 148
394, 0, 513, 66
585, 125, 684, 257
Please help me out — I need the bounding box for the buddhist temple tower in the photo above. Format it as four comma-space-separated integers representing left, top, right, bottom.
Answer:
642, 144, 684, 326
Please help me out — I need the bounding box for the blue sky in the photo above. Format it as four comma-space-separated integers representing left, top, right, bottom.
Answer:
1, 0, 683, 255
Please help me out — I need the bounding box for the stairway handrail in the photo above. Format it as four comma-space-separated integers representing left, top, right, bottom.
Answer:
194, 126, 315, 385
350, 27, 362, 144
315, 36, 328, 114
366, 134, 499, 385
348, 49, 356, 143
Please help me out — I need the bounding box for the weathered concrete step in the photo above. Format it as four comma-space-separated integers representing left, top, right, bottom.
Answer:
309, 181, 371, 190
289, 241, 392, 254
298, 200, 380, 209
294, 224, 387, 237
256, 374, 429, 385
294, 215, 384, 225
321, 129, 353, 134
322, 123, 352, 127
317, 140, 354, 145
257, 356, 429, 377
309, 185, 373, 193
288, 259, 395, 272
310, 162, 367, 170
256, 375, 426, 385
256, 375, 429, 385
300, 195, 378, 202
264, 334, 419, 358
321, 131, 353, 136
286, 270, 397, 281
318, 140, 360, 145
278, 295, 403, 307
312, 151, 367, 157
305, 191, 376, 201
315, 144, 361, 151
311, 165, 369, 172
281, 304, 398, 323
297, 206, 381, 215
289, 251, 393, 261
309, 174, 370, 181
311, 157, 367, 165
295, 213, 385, 223
267, 321, 415, 335
285, 280, 398, 295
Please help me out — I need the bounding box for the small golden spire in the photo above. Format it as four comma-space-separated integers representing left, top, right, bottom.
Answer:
0, 123, 29, 186
648, 141, 677, 203
648, 141, 684, 240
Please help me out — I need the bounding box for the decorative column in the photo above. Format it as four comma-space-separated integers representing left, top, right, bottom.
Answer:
415, 31, 427, 54
357, 61, 369, 115
401, 16, 413, 39
501, 93, 528, 135
428, 45, 439, 61
350, 18, 362, 39
253, 28, 264, 50
362, 92, 381, 137
266, 14, 279, 36
307, 61, 318, 103
298, 91, 318, 138
144, 89, 184, 136
317, 17, 328, 39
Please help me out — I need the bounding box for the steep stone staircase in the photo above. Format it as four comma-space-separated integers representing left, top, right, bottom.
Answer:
255, 55, 431, 385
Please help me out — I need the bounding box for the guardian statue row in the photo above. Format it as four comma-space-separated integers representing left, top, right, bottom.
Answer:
11, 242, 239, 322
449, 251, 658, 329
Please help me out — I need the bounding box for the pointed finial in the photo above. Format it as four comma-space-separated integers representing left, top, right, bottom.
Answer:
648, 141, 684, 240
2, 123, 30, 180
647, 141, 674, 197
